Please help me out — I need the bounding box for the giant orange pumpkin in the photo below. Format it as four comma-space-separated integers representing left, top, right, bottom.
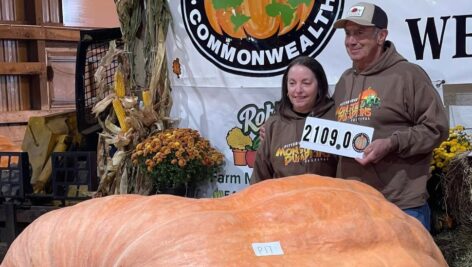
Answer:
205, 0, 314, 39
1, 174, 447, 266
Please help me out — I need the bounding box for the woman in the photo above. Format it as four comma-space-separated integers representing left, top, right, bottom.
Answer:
251, 56, 337, 184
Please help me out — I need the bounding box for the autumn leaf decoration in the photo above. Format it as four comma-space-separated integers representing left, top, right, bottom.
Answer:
172, 58, 181, 79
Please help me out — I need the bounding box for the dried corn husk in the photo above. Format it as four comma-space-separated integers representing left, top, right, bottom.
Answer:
93, 0, 174, 196
116, 0, 142, 88
92, 93, 115, 115
103, 117, 122, 135
95, 41, 123, 97
122, 96, 138, 109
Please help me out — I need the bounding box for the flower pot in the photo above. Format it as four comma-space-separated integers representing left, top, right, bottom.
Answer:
245, 150, 256, 168
232, 149, 247, 166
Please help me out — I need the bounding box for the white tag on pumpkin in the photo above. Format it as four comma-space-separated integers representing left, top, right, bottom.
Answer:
252, 241, 284, 256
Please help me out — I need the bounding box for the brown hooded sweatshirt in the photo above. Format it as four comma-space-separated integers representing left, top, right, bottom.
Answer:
334, 41, 449, 209
251, 98, 338, 184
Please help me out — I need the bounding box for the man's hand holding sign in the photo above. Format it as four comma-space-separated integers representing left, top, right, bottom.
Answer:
354, 138, 394, 166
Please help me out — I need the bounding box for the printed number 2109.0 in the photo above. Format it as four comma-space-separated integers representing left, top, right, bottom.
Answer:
302, 125, 351, 149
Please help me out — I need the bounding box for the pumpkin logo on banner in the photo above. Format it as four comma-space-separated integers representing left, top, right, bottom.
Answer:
181, 0, 344, 77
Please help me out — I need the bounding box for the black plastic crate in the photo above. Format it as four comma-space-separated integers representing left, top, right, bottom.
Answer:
51, 152, 98, 200
0, 152, 31, 200
75, 27, 123, 134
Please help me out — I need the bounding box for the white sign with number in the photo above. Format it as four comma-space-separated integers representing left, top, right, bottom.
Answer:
251, 241, 284, 257
300, 117, 374, 158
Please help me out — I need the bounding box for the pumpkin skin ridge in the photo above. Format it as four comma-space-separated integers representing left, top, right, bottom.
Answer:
91, 195, 239, 266
237, 175, 385, 203
112, 208, 245, 264
114, 212, 247, 266
1, 182, 422, 266
122, 186, 430, 264
114, 192, 439, 266
111, 192, 432, 263
58, 195, 146, 266
24, 205, 75, 265
237, 187, 388, 219
240, 189, 415, 235
1, 174, 448, 267
91, 196, 194, 265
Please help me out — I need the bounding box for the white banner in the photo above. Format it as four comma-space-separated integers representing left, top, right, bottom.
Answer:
166, 0, 472, 197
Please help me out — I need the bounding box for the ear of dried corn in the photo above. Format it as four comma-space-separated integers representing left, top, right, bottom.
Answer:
112, 98, 128, 132
114, 68, 126, 98
142, 90, 152, 108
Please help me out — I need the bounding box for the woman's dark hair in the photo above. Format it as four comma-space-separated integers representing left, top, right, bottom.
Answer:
276, 56, 329, 119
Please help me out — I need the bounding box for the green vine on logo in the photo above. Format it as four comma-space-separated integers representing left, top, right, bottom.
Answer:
212, 0, 248, 31
231, 13, 251, 31
266, 2, 295, 27
288, 0, 312, 7
212, 0, 244, 9
266, 0, 311, 27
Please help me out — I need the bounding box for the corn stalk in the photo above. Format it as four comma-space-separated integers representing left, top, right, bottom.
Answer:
93, 0, 173, 196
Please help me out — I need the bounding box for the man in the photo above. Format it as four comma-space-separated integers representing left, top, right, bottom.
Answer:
332, 2, 449, 230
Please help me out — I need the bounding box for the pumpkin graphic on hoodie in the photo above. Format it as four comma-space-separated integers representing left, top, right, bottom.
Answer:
359, 87, 381, 109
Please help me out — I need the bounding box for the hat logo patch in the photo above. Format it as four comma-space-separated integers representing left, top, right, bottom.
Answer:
347, 6, 364, 17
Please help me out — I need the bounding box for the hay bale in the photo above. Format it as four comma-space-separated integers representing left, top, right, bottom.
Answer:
434, 152, 472, 266
441, 152, 472, 227
434, 226, 472, 267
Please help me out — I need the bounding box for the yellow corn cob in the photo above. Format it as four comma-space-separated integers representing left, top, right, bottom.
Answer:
114, 69, 125, 98
113, 98, 128, 132
142, 90, 152, 108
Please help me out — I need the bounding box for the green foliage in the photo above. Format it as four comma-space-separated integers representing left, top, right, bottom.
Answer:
265, 2, 295, 27
142, 153, 222, 194
132, 128, 225, 195
212, 0, 244, 10
245, 135, 261, 151
266, 0, 312, 27
288, 0, 312, 8
231, 13, 251, 31
361, 95, 380, 108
